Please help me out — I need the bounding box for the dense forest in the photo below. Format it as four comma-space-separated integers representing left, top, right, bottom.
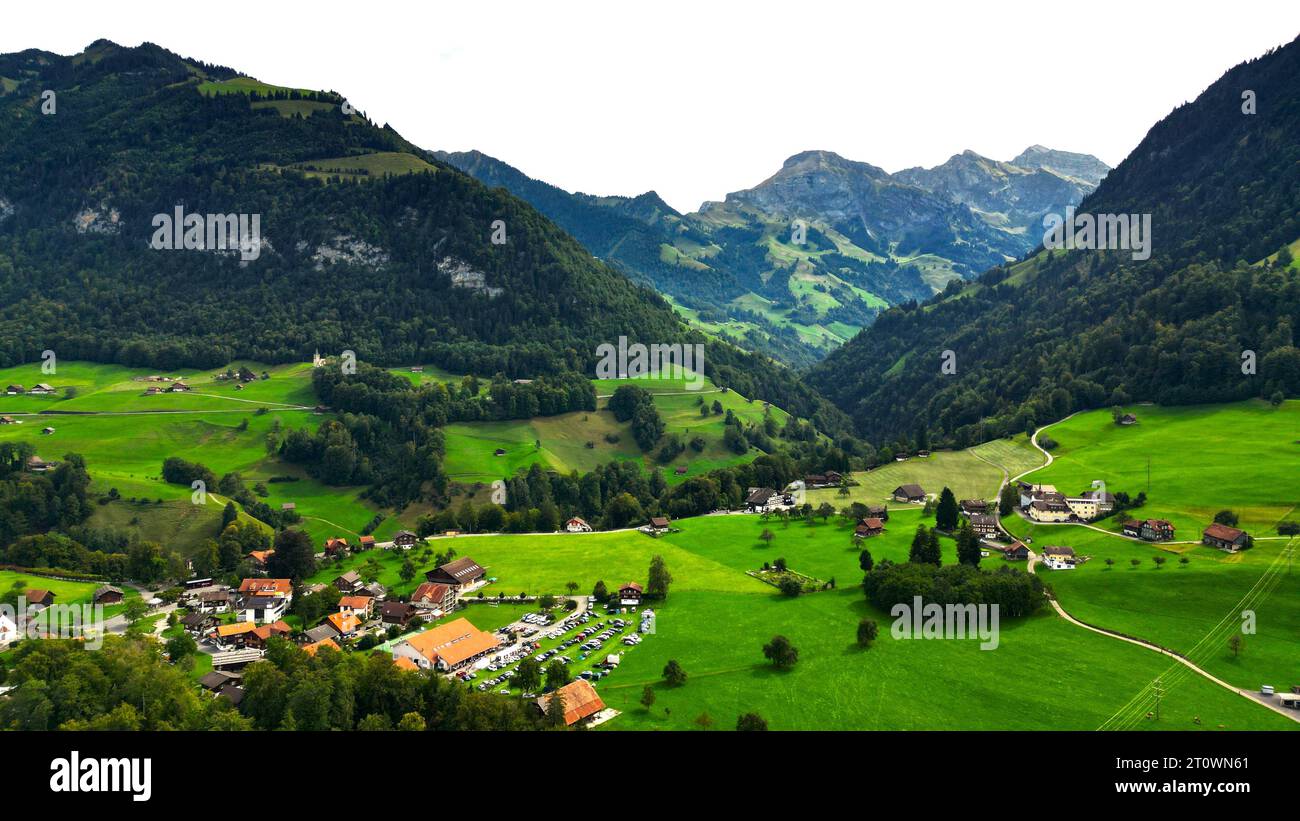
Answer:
808, 34, 1300, 445
0, 636, 544, 731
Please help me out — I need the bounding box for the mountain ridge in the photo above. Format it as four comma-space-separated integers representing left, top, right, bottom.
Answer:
437, 144, 1106, 367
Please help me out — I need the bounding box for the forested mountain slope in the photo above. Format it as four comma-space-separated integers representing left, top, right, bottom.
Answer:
0, 41, 848, 433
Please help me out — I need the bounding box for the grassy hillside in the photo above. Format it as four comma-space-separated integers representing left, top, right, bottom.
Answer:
0, 360, 382, 552
442, 375, 791, 484
1027, 401, 1299, 537
336, 508, 1291, 730
999, 400, 1300, 696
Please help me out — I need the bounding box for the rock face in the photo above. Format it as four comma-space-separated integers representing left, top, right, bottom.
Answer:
311, 234, 389, 271
1010, 145, 1110, 186
73, 204, 121, 234
438, 257, 503, 298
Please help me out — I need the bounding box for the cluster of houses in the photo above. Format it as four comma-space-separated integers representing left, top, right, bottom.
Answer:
143, 380, 191, 395
745, 487, 796, 513
1017, 482, 1115, 523
4, 383, 55, 396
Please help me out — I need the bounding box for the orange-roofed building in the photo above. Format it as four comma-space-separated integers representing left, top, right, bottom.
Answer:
246, 549, 275, 568
214, 621, 259, 648
303, 637, 340, 657
394, 656, 419, 671
326, 611, 363, 638
248, 620, 293, 648
392, 617, 499, 672
239, 578, 292, 597
535, 679, 606, 726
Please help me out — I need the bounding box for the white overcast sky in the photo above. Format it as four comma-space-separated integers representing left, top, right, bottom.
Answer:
5, 1, 1299, 212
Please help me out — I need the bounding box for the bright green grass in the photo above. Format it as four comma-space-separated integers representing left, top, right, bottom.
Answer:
281, 151, 437, 181
0, 570, 100, 604
1026, 401, 1300, 536
1009, 520, 1300, 695
368, 510, 1292, 729
442, 378, 789, 484
196, 76, 312, 97
0, 361, 388, 551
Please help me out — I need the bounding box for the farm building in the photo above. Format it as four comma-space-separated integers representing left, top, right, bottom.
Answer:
969, 514, 1000, 537
991, 540, 1030, 561
854, 518, 885, 539
534, 678, 607, 727
960, 499, 988, 515
1041, 545, 1077, 569
424, 557, 486, 590
393, 530, 419, 548
1203, 523, 1250, 552
745, 487, 779, 512
323, 537, 349, 558
565, 517, 592, 533
617, 582, 643, 606
93, 585, 124, 605
23, 589, 55, 609
892, 484, 926, 503
1132, 519, 1175, 541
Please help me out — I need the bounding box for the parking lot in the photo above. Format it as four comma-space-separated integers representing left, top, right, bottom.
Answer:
455, 601, 658, 697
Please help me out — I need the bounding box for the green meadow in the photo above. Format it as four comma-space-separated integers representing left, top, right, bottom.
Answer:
345, 509, 1292, 730
0, 360, 383, 552
442, 375, 790, 484
999, 400, 1300, 696
804, 435, 1043, 509
1026, 401, 1299, 537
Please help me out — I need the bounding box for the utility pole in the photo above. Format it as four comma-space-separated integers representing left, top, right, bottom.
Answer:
1152, 677, 1164, 721
1146, 456, 1151, 494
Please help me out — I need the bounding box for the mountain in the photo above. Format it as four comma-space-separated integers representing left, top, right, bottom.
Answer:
807, 35, 1300, 447
438, 145, 1106, 367
0, 41, 848, 432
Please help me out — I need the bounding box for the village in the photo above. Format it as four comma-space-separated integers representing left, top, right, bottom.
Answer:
168, 529, 664, 728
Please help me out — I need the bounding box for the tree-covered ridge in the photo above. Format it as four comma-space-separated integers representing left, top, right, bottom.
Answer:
807, 34, 1300, 446
0, 40, 849, 436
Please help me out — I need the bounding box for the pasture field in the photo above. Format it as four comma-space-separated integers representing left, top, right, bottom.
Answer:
442, 375, 790, 484
0, 570, 101, 604
360, 510, 1293, 730
0, 361, 384, 552
1006, 519, 1300, 694
995, 401, 1300, 695
805, 434, 1042, 510
1024, 401, 1300, 537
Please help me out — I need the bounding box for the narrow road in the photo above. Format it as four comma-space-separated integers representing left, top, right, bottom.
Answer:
1017, 419, 1300, 726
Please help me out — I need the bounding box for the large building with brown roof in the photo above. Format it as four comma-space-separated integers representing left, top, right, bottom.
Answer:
391, 617, 499, 672
1203, 522, 1250, 552
535, 679, 606, 726
424, 557, 485, 590
411, 581, 454, 612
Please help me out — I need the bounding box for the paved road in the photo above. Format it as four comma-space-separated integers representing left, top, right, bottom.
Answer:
1017, 421, 1300, 726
